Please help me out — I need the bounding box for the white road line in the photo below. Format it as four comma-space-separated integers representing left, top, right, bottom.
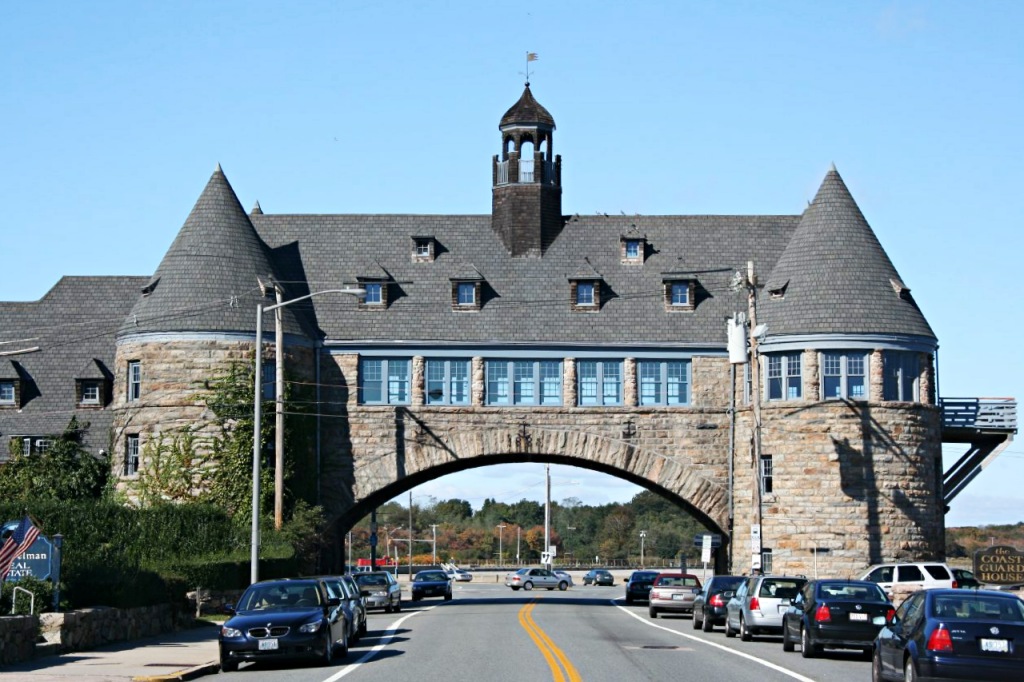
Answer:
321, 606, 434, 681
611, 600, 816, 682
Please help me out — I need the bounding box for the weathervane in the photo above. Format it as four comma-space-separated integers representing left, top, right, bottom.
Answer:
523, 51, 538, 85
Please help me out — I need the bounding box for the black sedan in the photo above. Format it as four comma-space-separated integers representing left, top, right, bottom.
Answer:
873, 588, 1024, 681
583, 569, 615, 586
219, 578, 347, 672
782, 579, 892, 658
692, 575, 745, 632
411, 569, 453, 601
624, 570, 660, 604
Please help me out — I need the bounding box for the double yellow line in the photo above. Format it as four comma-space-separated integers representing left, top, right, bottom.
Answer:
518, 599, 582, 682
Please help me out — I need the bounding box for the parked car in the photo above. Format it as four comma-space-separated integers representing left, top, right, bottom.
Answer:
872, 588, 1024, 681
411, 569, 453, 601
219, 578, 348, 672
859, 561, 957, 597
648, 573, 702, 619
505, 567, 569, 591
553, 570, 575, 588
353, 571, 402, 612
692, 575, 745, 632
582, 569, 614, 586
314, 575, 365, 644
624, 570, 660, 604
338, 575, 368, 639
952, 567, 981, 589
781, 579, 892, 658
726, 575, 807, 641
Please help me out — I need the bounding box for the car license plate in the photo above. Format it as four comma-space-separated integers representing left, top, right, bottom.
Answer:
673, 594, 685, 600
981, 638, 1008, 653
849, 613, 868, 621
258, 639, 279, 651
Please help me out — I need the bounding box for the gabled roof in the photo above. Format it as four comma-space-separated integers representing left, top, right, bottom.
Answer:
75, 358, 109, 380
118, 166, 306, 337
761, 166, 934, 340
500, 84, 555, 129
569, 259, 603, 281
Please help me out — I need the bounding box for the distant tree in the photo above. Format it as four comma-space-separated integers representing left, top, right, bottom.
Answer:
433, 498, 473, 524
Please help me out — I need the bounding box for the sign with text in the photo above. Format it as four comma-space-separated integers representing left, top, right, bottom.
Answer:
974, 545, 1024, 585
3, 534, 53, 582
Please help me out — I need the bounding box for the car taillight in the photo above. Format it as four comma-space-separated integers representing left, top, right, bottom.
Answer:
951, 579, 959, 589
710, 594, 724, 608
885, 608, 895, 622
749, 596, 760, 611
814, 603, 831, 623
927, 625, 953, 652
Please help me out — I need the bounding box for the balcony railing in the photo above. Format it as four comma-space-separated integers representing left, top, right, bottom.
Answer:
940, 397, 1017, 432
494, 159, 556, 186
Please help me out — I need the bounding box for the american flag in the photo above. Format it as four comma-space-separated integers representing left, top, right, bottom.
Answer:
0, 516, 41, 581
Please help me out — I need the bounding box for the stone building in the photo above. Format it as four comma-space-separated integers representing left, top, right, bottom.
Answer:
1, 84, 1014, 576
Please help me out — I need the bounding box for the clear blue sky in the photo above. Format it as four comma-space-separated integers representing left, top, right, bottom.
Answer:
3, 1, 1021, 528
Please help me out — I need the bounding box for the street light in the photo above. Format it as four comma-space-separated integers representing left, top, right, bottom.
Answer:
251, 285, 364, 584
497, 524, 506, 567
639, 530, 647, 568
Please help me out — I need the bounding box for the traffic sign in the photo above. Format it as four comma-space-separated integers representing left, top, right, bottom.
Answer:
692, 533, 721, 548
369, 532, 378, 548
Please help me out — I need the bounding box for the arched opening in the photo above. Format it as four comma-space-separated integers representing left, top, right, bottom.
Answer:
519, 140, 536, 182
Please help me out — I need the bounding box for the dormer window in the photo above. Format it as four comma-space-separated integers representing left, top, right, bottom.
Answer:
79, 380, 102, 406
457, 283, 475, 305
663, 279, 695, 311
412, 236, 435, 262
450, 265, 484, 311
0, 380, 16, 407
570, 260, 604, 311
358, 280, 389, 309
576, 282, 595, 305
620, 230, 647, 264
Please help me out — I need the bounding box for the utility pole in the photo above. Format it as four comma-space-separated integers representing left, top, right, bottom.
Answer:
273, 283, 285, 531
431, 524, 438, 565
640, 530, 647, 568
497, 524, 506, 567
745, 260, 764, 573
517, 526, 521, 565
408, 491, 414, 578
543, 463, 551, 569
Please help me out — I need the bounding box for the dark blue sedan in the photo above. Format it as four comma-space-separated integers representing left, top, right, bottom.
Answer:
219, 578, 347, 672
410, 569, 453, 601
872, 588, 1024, 681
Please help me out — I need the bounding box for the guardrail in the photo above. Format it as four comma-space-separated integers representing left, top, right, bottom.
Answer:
941, 397, 1017, 432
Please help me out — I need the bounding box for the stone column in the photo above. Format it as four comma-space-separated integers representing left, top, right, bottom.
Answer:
870, 350, 885, 401
624, 357, 637, 406
472, 357, 485, 406
804, 349, 820, 402
411, 356, 424, 406
919, 352, 934, 405
563, 357, 577, 406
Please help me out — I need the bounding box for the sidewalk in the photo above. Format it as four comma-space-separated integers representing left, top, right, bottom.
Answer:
0, 621, 220, 682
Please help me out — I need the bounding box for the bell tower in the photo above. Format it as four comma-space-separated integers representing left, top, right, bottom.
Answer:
491, 83, 563, 256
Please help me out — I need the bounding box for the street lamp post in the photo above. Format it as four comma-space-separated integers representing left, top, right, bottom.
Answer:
639, 530, 647, 568
251, 286, 364, 584
497, 524, 506, 567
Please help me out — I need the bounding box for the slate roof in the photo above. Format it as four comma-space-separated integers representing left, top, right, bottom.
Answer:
252, 212, 799, 346
0, 276, 148, 457
761, 166, 935, 340
117, 166, 306, 338
500, 84, 556, 129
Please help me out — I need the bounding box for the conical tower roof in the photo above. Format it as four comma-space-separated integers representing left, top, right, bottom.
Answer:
761, 166, 934, 339
119, 166, 306, 337
500, 84, 555, 128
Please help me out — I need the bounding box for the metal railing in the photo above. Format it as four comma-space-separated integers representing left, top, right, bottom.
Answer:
940, 397, 1017, 432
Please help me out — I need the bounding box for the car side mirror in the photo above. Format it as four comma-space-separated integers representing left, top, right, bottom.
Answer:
328, 597, 341, 607
223, 603, 236, 615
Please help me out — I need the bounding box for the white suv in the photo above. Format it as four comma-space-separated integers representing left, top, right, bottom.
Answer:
858, 562, 957, 596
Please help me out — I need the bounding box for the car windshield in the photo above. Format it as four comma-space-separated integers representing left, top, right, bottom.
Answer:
655, 575, 700, 587
710, 576, 745, 590
931, 595, 1024, 621
355, 573, 390, 587
415, 571, 447, 582
237, 582, 321, 610
816, 582, 887, 601
758, 579, 804, 599
631, 572, 658, 583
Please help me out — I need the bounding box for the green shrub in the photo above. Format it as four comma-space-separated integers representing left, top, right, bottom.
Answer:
1, 576, 55, 615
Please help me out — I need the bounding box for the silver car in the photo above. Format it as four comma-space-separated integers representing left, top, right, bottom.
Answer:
726, 575, 807, 641
504, 568, 569, 591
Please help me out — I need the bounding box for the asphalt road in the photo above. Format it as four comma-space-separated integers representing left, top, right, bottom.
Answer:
217, 582, 873, 682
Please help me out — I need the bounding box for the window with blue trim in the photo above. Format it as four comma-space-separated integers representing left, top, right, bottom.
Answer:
359, 358, 410, 404
363, 282, 383, 305
625, 240, 641, 259
822, 351, 868, 400
486, 360, 562, 405
638, 360, 690, 405
457, 283, 475, 305
671, 283, 689, 306
883, 351, 919, 402
426, 359, 470, 405
0, 381, 14, 405
577, 360, 622, 406
575, 282, 595, 306
767, 353, 802, 401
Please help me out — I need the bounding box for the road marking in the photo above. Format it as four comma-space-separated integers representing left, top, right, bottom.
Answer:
611, 600, 815, 682
321, 606, 433, 681
518, 599, 583, 682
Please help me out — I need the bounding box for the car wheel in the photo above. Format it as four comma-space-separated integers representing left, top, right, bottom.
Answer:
444, 592, 452, 601
725, 618, 736, 638
321, 631, 334, 666
625, 595, 633, 605
558, 581, 568, 591
337, 624, 349, 658
692, 611, 701, 630
359, 616, 367, 637
510, 586, 520, 591
702, 614, 713, 633
800, 625, 818, 659
871, 649, 884, 682
394, 598, 401, 613
384, 602, 393, 613
782, 623, 794, 652
903, 657, 917, 682
740, 615, 752, 642
523, 581, 534, 591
